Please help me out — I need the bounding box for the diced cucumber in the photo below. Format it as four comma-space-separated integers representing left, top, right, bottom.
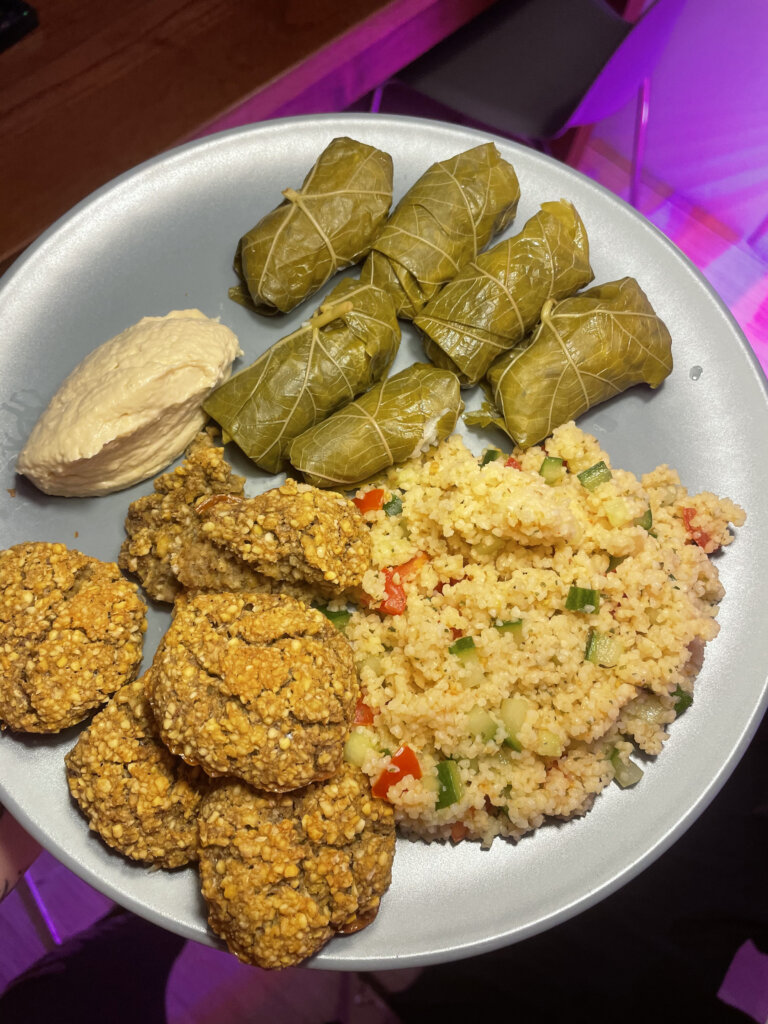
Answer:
565, 586, 600, 613
577, 460, 612, 490
634, 507, 653, 531
610, 747, 644, 788
480, 449, 501, 466
467, 704, 497, 742
315, 604, 351, 632
343, 730, 376, 768
499, 695, 530, 752
383, 494, 403, 516
449, 635, 476, 656
672, 685, 693, 713
604, 497, 630, 528
534, 729, 563, 758
494, 618, 523, 643
584, 629, 624, 667
435, 760, 464, 809
539, 456, 565, 485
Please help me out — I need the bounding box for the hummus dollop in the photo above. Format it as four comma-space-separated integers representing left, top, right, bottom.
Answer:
17, 310, 242, 497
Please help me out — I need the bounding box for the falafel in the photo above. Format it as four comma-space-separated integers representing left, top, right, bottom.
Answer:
65, 676, 208, 867
197, 478, 371, 594
148, 591, 358, 791
118, 431, 266, 603
198, 763, 396, 968
0, 542, 146, 733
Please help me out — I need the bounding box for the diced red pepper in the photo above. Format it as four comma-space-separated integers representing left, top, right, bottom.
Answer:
353, 488, 385, 514
681, 507, 712, 550
371, 745, 422, 800
505, 456, 522, 470
353, 697, 375, 725
450, 627, 464, 640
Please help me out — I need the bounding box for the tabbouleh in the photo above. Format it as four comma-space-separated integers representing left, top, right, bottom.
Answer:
342, 422, 745, 846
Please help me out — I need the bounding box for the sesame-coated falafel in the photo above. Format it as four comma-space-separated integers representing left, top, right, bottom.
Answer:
198, 763, 395, 969
197, 478, 371, 594
65, 676, 209, 867
148, 591, 358, 791
0, 542, 146, 733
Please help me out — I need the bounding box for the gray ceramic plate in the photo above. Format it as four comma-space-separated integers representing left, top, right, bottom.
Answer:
1, 115, 767, 970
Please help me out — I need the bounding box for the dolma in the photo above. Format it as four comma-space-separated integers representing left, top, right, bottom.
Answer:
289, 363, 463, 489
231, 137, 394, 315
360, 143, 520, 320
467, 277, 673, 448
414, 200, 593, 387
204, 277, 400, 473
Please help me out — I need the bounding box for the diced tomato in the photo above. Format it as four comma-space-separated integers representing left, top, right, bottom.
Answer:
353, 488, 385, 514
505, 456, 522, 470
379, 570, 407, 616
376, 552, 429, 616
434, 577, 463, 595
450, 627, 464, 640
396, 550, 429, 580
353, 697, 375, 725
450, 821, 470, 843
371, 745, 422, 800
681, 506, 712, 549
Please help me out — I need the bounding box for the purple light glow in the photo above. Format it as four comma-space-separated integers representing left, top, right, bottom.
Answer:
22, 870, 62, 946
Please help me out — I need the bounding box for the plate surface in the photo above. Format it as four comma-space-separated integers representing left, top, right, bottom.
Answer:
1, 114, 768, 970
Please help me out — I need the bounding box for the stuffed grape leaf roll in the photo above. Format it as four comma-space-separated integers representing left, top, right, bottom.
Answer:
231, 137, 394, 315
360, 143, 520, 320
289, 363, 463, 488
414, 200, 593, 387
467, 277, 673, 448
204, 278, 400, 473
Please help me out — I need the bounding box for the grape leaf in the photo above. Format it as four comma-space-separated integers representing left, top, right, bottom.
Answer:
415, 200, 594, 386
204, 277, 400, 473
485, 277, 674, 448
360, 143, 520, 320
235, 137, 393, 315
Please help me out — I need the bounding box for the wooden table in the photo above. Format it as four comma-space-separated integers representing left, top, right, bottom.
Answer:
0, 0, 497, 268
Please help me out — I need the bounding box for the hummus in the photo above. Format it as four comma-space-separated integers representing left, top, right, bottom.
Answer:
16, 310, 242, 497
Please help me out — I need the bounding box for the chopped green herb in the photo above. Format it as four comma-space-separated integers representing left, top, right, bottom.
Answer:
565, 586, 600, 613
480, 449, 501, 466
578, 460, 612, 490
607, 554, 627, 572
383, 494, 403, 516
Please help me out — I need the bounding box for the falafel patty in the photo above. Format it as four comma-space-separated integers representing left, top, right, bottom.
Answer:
65, 677, 208, 868
197, 478, 371, 594
148, 591, 358, 791
119, 431, 266, 603
198, 763, 396, 969
0, 542, 146, 733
